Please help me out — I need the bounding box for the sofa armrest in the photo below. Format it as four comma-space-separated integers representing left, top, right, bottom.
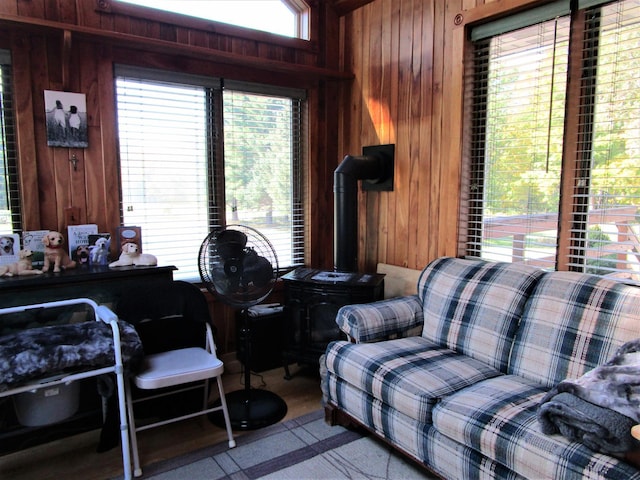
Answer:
336, 294, 423, 343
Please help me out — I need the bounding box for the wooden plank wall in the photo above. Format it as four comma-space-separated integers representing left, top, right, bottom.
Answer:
0, 0, 343, 354
0, 0, 545, 348
338, 0, 544, 272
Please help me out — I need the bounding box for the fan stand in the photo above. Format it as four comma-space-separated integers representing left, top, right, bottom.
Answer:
210, 308, 287, 430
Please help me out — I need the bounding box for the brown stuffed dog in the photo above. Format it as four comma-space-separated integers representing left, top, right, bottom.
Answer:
42, 231, 76, 272
0, 249, 43, 277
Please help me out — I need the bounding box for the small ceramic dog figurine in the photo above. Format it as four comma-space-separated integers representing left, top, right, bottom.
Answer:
42, 231, 76, 272
0, 249, 43, 277
109, 242, 157, 267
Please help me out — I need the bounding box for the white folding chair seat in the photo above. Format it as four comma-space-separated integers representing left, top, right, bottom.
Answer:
134, 347, 224, 389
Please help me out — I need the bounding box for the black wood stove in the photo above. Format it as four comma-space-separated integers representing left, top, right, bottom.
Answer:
281, 267, 384, 379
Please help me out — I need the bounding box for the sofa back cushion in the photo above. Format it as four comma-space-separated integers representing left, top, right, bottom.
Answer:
508, 271, 640, 388
419, 257, 544, 372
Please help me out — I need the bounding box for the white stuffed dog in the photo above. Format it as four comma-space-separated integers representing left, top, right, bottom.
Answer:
109, 242, 157, 267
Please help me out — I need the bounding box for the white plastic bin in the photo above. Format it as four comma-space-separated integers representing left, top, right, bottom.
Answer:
13, 380, 80, 426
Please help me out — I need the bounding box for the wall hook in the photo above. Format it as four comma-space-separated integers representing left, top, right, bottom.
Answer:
70, 153, 79, 171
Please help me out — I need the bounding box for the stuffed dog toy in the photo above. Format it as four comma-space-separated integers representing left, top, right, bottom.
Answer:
109, 242, 157, 267
42, 231, 76, 272
0, 249, 43, 277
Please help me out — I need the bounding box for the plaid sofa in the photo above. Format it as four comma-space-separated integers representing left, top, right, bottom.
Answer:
323, 257, 640, 479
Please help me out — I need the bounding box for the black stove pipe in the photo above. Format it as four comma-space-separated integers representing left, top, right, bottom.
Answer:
333, 154, 386, 272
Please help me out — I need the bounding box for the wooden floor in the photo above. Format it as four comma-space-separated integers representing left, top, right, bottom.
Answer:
0, 362, 323, 480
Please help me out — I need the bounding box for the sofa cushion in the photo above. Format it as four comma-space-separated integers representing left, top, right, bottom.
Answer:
324, 336, 502, 424
508, 271, 640, 388
418, 257, 544, 372
432, 375, 640, 480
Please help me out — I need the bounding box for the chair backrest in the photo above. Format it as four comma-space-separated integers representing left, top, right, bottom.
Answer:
116, 281, 214, 354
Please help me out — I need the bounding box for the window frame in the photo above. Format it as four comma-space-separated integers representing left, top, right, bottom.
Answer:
463, 0, 640, 281
114, 66, 306, 281
109, 0, 312, 41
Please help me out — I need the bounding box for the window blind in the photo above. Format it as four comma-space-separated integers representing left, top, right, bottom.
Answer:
466, 0, 640, 283
467, 17, 570, 268
567, 0, 640, 280
0, 50, 21, 236
222, 87, 305, 270
116, 76, 219, 281
115, 69, 305, 280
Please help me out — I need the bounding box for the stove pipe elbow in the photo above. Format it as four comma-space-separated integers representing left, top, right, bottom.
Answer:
333, 154, 386, 272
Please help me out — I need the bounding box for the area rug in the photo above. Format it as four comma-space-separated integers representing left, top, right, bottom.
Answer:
132, 409, 435, 479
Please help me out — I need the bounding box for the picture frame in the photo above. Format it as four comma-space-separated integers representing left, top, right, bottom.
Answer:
0, 233, 20, 266
44, 90, 89, 148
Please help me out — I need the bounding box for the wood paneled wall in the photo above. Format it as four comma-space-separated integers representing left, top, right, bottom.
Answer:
0, 0, 545, 349
338, 0, 545, 272
0, 0, 347, 270
0, 0, 346, 353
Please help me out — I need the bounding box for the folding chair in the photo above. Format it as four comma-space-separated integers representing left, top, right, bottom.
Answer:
117, 281, 235, 477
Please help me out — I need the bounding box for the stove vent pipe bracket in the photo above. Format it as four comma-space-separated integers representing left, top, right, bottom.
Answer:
333, 144, 395, 272
361, 144, 394, 192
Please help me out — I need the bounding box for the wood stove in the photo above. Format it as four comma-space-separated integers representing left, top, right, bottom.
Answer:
281, 267, 384, 379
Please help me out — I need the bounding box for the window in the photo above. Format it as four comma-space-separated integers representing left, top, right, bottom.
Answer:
115, 67, 305, 281
465, 0, 640, 282
117, 0, 306, 39
0, 50, 20, 235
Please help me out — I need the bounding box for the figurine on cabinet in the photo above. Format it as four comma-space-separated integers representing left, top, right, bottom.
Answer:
109, 242, 157, 267
42, 231, 76, 273
0, 249, 43, 277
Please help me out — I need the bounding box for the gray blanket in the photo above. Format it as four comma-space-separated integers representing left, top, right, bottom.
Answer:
538, 338, 640, 454
0, 320, 143, 392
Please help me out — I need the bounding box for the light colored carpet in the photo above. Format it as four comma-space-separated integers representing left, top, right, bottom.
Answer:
132, 409, 435, 479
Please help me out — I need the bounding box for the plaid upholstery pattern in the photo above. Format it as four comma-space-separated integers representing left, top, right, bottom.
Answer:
326, 370, 526, 480
432, 375, 640, 479
508, 272, 640, 388
327, 374, 433, 464
335, 295, 423, 343
418, 257, 544, 372
325, 336, 501, 423
426, 429, 527, 480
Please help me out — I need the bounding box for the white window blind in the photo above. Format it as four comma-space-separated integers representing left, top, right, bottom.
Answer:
223, 89, 304, 269
116, 77, 215, 281
468, 17, 570, 268
0, 50, 20, 235
115, 69, 305, 281
568, 0, 640, 279
466, 0, 640, 283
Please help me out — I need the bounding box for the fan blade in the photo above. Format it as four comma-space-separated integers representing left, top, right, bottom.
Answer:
242, 254, 273, 287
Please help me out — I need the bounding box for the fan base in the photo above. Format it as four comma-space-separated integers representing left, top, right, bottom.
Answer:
209, 388, 287, 431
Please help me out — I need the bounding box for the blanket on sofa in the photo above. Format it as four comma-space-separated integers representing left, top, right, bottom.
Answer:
538, 338, 640, 454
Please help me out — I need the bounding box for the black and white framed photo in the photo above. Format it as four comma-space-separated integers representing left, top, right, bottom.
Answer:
44, 90, 89, 148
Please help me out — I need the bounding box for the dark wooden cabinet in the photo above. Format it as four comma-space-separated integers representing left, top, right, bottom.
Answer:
0, 265, 176, 312
0, 265, 176, 454
281, 268, 384, 379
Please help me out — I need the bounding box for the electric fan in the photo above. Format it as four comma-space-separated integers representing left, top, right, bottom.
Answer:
198, 224, 287, 430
